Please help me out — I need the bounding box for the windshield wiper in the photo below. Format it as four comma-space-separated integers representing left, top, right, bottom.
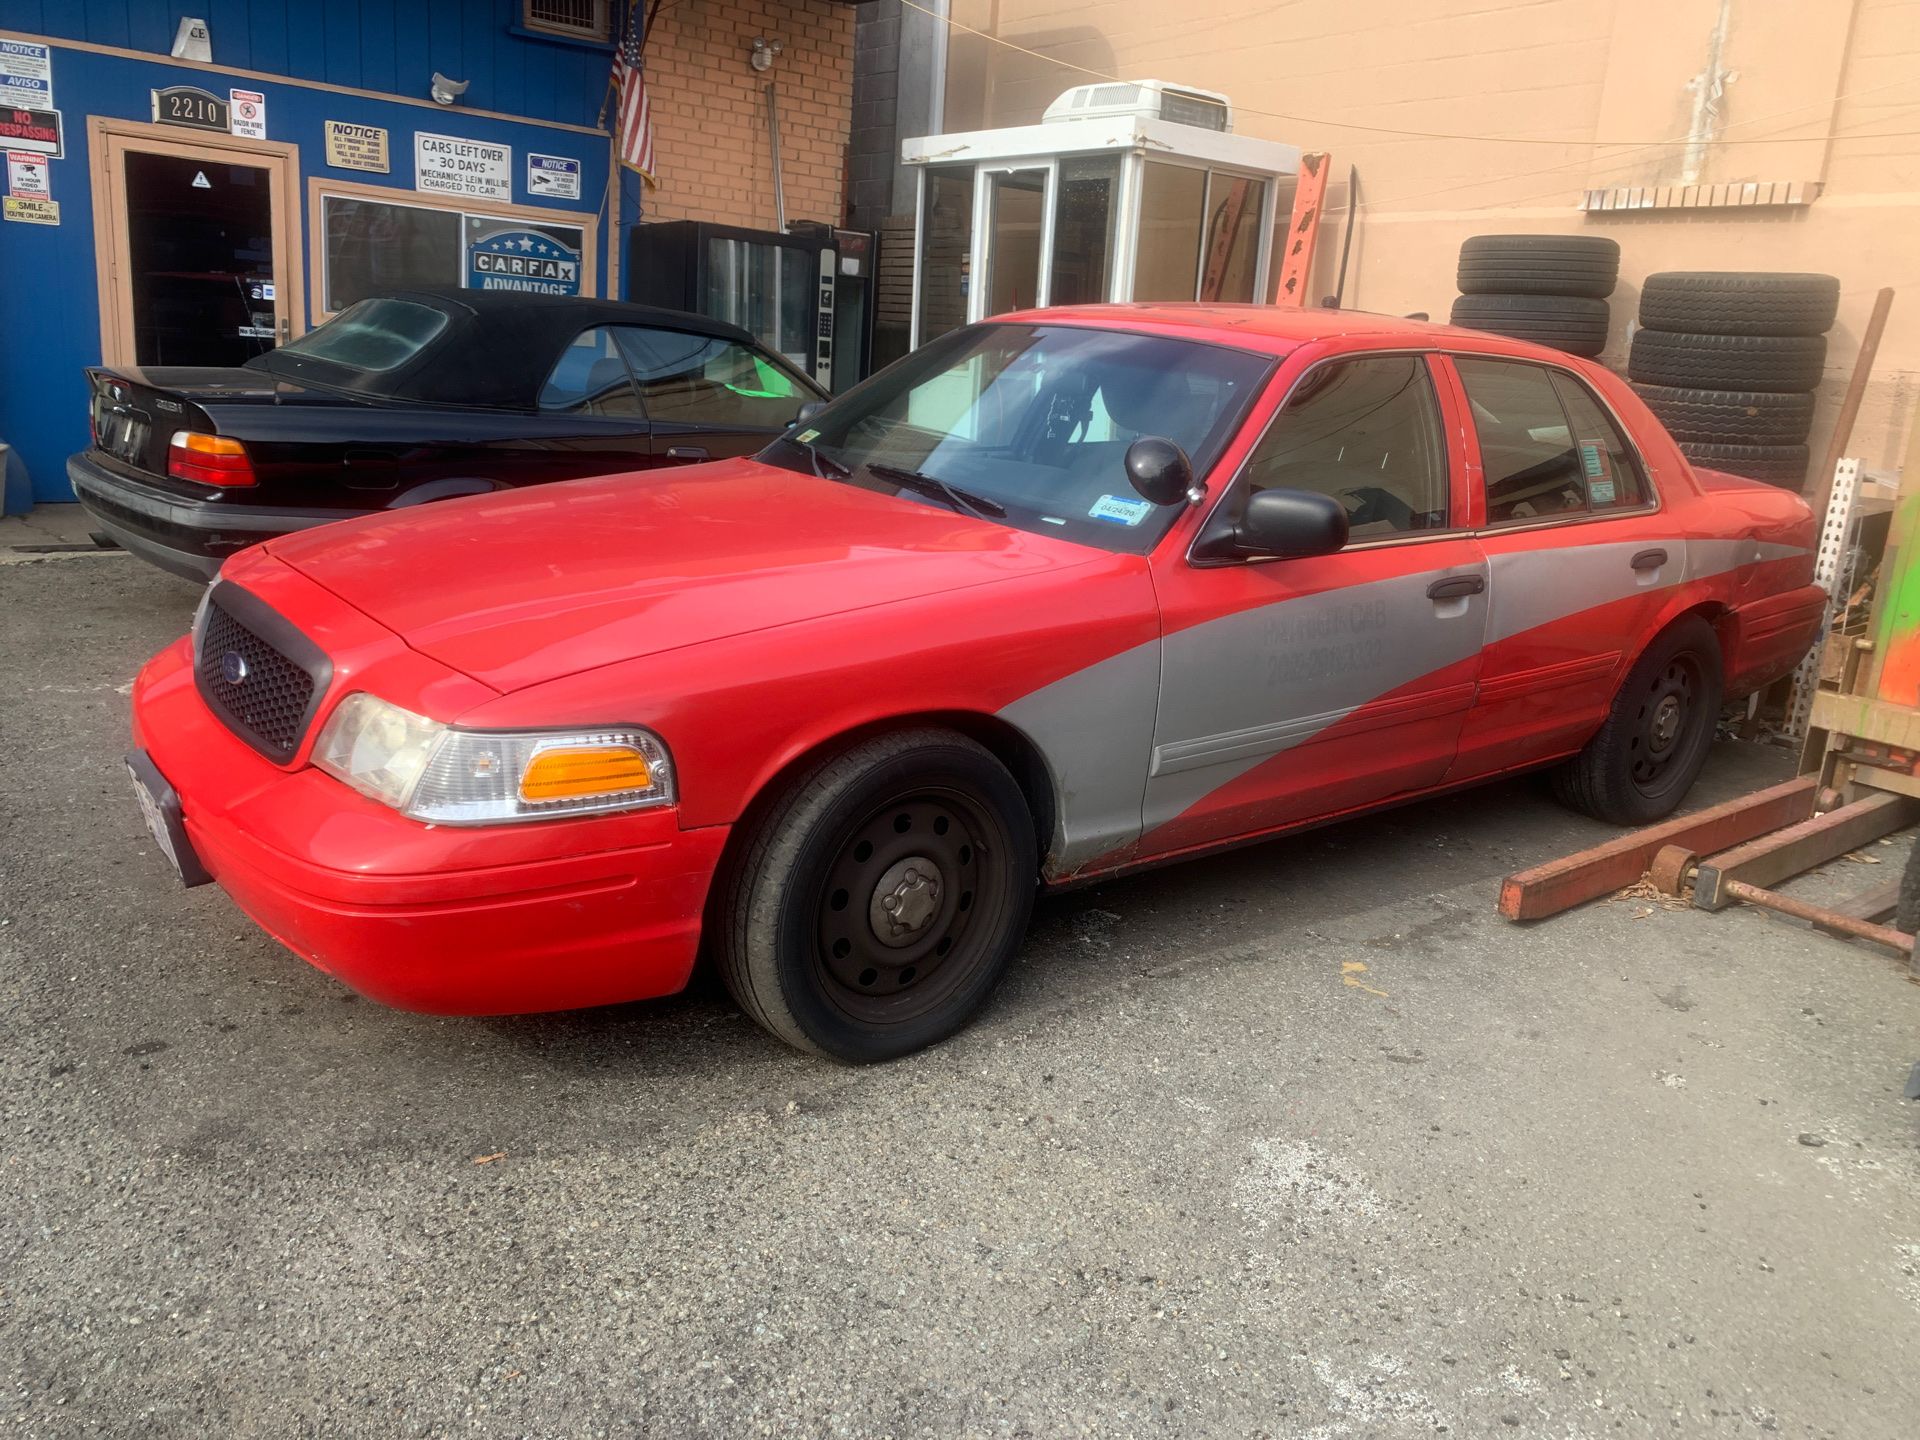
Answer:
866, 464, 1007, 519
787, 435, 851, 481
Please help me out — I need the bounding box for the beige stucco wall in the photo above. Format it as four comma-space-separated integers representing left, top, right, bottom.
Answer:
942, 0, 1920, 477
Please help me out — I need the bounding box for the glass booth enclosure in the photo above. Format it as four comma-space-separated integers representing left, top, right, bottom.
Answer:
903, 111, 1301, 348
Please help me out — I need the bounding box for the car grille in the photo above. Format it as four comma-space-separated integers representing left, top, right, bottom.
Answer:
196, 598, 320, 758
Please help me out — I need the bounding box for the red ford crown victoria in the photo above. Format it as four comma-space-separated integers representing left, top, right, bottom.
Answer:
129, 306, 1824, 1061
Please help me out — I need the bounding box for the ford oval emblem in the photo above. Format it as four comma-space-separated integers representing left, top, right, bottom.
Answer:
221, 651, 249, 685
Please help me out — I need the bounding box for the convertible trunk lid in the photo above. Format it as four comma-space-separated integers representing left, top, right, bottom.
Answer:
264, 458, 1103, 693
84, 365, 357, 479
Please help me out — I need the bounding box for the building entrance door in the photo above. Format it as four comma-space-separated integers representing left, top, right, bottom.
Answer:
89, 119, 304, 369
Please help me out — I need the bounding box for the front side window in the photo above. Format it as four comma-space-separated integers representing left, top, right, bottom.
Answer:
760, 322, 1272, 555
1457, 358, 1647, 523
538, 327, 642, 416
1243, 356, 1450, 536
615, 329, 815, 429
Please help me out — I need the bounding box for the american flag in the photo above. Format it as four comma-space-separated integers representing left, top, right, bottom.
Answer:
612, 1, 657, 186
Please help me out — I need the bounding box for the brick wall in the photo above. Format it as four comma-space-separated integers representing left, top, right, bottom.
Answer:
643, 0, 856, 229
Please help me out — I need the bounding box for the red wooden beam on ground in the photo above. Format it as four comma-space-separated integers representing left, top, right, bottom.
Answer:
1497, 775, 1818, 921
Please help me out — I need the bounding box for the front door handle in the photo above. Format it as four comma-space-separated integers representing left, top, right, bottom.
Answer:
665, 445, 710, 461
1631, 548, 1668, 571
1426, 574, 1486, 600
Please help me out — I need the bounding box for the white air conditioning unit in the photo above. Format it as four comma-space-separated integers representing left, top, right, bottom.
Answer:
1042, 79, 1232, 133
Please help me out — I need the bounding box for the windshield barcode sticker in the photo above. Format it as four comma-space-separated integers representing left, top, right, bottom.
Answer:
1089, 494, 1152, 526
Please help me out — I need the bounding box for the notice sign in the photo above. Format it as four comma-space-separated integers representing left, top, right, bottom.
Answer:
467, 226, 580, 295
0, 40, 52, 108
527, 153, 580, 200
229, 89, 266, 140
4, 195, 58, 225
0, 105, 61, 157
415, 132, 510, 201
7, 150, 49, 198
324, 121, 389, 173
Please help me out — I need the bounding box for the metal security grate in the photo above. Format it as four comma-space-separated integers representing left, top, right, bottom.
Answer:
197, 600, 318, 757
524, 0, 610, 42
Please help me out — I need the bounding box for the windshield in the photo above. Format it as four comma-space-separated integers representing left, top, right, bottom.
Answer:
760, 323, 1273, 554
256, 298, 449, 375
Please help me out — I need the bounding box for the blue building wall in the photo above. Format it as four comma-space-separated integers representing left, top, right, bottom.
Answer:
0, 1, 623, 508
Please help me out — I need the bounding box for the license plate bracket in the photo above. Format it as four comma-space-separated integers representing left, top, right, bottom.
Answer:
125, 750, 212, 888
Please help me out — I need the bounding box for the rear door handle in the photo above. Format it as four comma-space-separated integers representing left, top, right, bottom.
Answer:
1426, 574, 1486, 600
665, 445, 710, 461
1631, 548, 1668, 571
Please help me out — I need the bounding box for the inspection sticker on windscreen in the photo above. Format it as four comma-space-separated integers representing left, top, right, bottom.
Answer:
1089, 494, 1152, 526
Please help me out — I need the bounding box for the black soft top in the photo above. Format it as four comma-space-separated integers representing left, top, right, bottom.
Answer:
247, 288, 761, 410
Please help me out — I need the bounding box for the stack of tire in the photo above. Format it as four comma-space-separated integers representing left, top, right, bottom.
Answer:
1449, 235, 1620, 357
1627, 272, 1839, 490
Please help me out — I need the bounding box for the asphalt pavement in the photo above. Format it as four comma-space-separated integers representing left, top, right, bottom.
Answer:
3, 543, 1917, 1438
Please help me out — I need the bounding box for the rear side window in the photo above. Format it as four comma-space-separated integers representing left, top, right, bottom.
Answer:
1243, 355, 1451, 535
1457, 358, 1646, 523
539, 327, 643, 416
277, 298, 447, 373
614, 328, 810, 429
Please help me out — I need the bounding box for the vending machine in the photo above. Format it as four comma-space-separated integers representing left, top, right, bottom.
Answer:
627, 221, 875, 392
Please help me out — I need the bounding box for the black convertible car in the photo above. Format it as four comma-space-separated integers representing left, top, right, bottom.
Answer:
69, 289, 828, 580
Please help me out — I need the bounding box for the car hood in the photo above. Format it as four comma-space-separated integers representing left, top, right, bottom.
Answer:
266, 458, 1102, 692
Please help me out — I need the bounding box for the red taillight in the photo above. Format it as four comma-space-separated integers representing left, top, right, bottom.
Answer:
167, 430, 256, 487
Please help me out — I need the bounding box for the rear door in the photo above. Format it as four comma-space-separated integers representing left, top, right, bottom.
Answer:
1442, 355, 1671, 780
614, 327, 820, 463
1141, 352, 1490, 856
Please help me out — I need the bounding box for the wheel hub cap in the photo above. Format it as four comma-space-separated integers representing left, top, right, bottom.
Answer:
1651, 695, 1682, 749
870, 856, 942, 946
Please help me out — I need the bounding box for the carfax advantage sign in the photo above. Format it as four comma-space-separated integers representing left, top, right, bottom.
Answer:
415, 132, 510, 201
466, 226, 580, 295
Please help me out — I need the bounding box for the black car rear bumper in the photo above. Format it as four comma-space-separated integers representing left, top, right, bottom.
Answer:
67, 451, 360, 583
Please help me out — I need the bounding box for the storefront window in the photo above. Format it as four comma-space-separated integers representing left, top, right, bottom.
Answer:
321, 194, 585, 315
1048, 155, 1120, 307
916, 165, 975, 345
1133, 162, 1205, 302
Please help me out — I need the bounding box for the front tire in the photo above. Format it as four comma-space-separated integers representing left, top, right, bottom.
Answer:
1553, 617, 1724, 826
717, 730, 1037, 1062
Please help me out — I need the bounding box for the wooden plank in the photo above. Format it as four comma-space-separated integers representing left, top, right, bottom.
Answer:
1693, 791, 1919, 910
1498, 775, 1818, 921
1813, 878, 1900, 939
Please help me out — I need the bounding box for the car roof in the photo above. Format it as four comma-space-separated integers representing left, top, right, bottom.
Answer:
255, 289, 772, 410
992, 302, 1555, 360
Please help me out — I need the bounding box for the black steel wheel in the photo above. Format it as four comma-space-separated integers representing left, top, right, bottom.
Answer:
717, 729, 1036, 1062
1553, 616, 1724, 825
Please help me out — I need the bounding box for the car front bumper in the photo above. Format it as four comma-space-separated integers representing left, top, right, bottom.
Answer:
68, 450, 362, 583
131, 637, 728, 1015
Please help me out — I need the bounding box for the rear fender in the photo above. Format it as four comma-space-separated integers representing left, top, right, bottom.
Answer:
388, 478, 503, 508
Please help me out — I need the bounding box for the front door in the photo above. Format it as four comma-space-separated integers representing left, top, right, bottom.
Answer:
1142, 353, 1490, 857
91, 120, 303, 369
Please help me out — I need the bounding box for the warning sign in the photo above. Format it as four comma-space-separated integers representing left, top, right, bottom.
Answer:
229, 89, 266, 140
0, 105, 61, 156
324, 121, 389, 173
7, 150, 49, 198
415, 132, 510, 202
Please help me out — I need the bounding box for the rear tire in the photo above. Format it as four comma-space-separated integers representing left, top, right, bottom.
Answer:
1552, 617, 1724, 826
1896, 844, 1920, 936
716, 729, 1037, 1063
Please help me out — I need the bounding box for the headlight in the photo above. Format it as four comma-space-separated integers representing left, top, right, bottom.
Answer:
311, 693, 674, 825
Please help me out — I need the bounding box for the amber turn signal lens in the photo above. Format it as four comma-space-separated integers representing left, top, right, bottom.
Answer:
518, 744, 654, 803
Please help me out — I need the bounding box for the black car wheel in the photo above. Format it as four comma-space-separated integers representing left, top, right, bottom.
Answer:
1553, 617, 1724, 825
717, 729, 1037, 1062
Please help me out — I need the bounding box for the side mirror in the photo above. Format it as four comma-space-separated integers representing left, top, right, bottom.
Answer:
1232, 488, 1349, 559
792, 399, 829, 428
1125, 436, 1196, 506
